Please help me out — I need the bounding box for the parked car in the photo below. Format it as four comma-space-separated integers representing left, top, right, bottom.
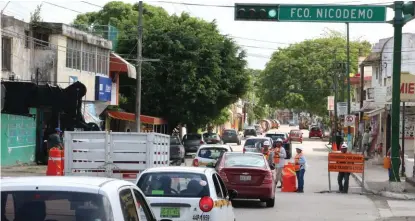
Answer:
309, 126, 323, 139
289, 121, 297, 126
265, 132, 292, 159
222, 129, 241, 145
215, 152, 275, 207
243, 126, 257, 137
193, 144, 233, 167
170, 136, 185, 165
183, 133, 205, 154
136, 167, 238, 221
1, 176, 163, 221
243, 137, 273, 153
289, 129, 303, 143
203, 132, 223, 144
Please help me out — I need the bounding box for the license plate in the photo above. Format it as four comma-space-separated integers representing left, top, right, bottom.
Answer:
160, 208, 180, 218
240, 175, 251, 181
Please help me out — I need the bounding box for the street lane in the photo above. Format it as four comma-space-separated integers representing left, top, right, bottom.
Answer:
233, 125, 380, 221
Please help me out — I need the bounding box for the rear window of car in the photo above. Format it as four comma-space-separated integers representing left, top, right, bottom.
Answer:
203, 133, 219, 139
224, 154, 266, 168
290, 130, 301, 134
1, 191, 113, 221
170, 137, 181, 144
137, 172, 209, 198
244, 139, 267, 146
311, 127, 321, 131
265, 134, 286, 140
184, 134, 201, 140
198, 147, 228, 159
223, 130, 236, 135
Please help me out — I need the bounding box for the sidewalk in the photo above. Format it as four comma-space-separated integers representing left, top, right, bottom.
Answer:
351, 158, 415, 200
1, 164, 46, 177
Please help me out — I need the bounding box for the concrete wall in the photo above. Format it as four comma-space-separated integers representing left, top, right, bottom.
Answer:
1, 15, 32, 81
1, 109, 37, 166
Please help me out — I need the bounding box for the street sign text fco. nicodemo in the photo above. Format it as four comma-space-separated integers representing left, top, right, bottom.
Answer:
278, 5, 386, 22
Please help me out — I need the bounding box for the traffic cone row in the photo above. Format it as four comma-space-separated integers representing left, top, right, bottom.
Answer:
46, 147, 64, 176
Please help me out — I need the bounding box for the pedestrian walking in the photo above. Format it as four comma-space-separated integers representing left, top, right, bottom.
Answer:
386, 145, 403, 180
338, 143, 351, 193
362, 128, 370, 156
294, 146, 306, 193
272, 138, 286, 188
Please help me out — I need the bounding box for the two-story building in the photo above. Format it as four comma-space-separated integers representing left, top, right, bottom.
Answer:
361, 33, 415, 178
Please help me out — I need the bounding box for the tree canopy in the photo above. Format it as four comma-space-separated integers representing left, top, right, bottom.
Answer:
73, 1, 249, 131
257, 30, 372, 116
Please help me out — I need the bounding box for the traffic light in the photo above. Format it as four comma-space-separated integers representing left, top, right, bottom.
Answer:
403, 1, 414, 18
234, 4, 279, 21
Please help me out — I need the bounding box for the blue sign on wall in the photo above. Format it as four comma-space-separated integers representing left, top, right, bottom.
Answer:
95, 76, 112, 102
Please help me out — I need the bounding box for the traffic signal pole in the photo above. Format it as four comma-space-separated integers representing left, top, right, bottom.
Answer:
390, 1, 404, 185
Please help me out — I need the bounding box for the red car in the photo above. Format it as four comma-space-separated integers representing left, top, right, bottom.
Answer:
289, 129, 303, 143
215, 152, 275, 207
309, 126, 323, 138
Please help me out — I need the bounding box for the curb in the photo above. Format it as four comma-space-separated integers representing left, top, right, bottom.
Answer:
351, 173, 415, 200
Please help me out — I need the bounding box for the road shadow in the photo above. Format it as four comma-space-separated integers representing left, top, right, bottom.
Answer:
231, 199, 265, 209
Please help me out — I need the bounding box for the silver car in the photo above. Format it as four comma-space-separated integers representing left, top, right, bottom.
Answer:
243, 137, 273, 152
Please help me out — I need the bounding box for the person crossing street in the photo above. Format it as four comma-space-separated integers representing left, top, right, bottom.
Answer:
294, 146, 307, 193
338, 143, 351, 194
273, 138, 286, 188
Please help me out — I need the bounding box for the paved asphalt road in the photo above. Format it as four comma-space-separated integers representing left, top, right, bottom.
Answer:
186, 125, 415, 221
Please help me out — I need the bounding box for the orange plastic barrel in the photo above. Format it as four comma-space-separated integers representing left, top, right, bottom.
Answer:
46, 147, 63, 176
61, 149, 65, 175
282, 163, 297, 192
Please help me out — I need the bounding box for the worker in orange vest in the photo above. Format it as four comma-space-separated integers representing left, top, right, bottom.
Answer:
294, 146, 307, 193
261, 140, 271, 160
338, 143, 351, 193
273, 138, 287, 188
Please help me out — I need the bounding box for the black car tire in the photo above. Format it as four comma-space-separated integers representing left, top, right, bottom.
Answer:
266, 198, 275, 207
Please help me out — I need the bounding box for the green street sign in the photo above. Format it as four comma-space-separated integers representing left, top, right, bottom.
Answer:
278, 5, 387, 23
235, 3, 279, 21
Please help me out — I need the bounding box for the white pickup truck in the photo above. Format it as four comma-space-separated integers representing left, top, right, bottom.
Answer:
64, 131, 170, 182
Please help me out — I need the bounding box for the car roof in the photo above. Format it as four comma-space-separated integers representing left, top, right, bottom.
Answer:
143, 166, 214, 174
0, 176, 133, 192
265, 132, 287, 135
223, 129, 236, 131
246, 137, 269, 140
225, 152, 264, 156
199, 144, 231, 149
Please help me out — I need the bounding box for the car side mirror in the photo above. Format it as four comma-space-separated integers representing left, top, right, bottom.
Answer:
229, 189, 238, 200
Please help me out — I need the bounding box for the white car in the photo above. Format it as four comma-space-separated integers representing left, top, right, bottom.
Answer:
193, 144, 233, 167
136, 166, 238, 221
1, 176, 169, 221
243, 137, 273, 152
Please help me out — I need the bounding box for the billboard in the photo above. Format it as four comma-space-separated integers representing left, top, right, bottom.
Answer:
95, 76, 112, 102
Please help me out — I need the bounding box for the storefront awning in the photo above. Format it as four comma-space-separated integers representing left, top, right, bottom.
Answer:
366, 107, 385, 117
359, 101, 379, 112
106, 110, 167, 125
110, 53, 137, 79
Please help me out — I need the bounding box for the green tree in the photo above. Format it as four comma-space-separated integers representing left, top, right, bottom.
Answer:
73, 1, 249, 132
258, 30, 371, 116
30, 4, 43, 26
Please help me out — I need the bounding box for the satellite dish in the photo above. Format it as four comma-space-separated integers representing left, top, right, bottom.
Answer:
1, 84, 5, 111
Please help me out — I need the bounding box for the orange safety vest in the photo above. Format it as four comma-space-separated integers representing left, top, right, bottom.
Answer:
273, 147, 281, 164
294, 153, 303, 171
262, 149, 270, 160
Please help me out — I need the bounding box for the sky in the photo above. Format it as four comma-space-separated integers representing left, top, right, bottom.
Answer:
2, 0, 415, 70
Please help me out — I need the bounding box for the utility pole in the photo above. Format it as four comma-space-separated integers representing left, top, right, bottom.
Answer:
359, 63, 365, 153
346, 22, 352, 152
0, 1, 11, 74
135, 1, 143, 132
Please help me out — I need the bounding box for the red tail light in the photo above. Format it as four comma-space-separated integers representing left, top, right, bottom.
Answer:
193, 159, 199, 167
199, 196, 214, 212
218, 170, 228, 182
243, 148, 246, 153
200, 140, 204, 144
262, 171, 273, 184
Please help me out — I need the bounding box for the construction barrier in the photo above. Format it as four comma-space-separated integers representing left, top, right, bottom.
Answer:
327, 152, 365, 192
61, 150, 65, 174
46, 147, 63, 176
282, 163, 297, 192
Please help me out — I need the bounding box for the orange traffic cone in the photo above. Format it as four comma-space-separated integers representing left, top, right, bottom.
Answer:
282, 163, 297, 192
46, 147, 63, 176
332, 143, 338, 151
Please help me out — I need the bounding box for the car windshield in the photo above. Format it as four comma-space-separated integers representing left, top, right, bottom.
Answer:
1, 191, 113, 221
265, 134, 286, 140
137, 172, 210, 198
311, 127, 321, 131
244, 139, 267, 146
170, 137, 181, 144
184, 134, 201, 140
198, 147, 228, 159
224, 154, 266, 168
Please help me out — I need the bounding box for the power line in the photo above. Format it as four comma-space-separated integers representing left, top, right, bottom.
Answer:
43, 1, 82, 14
